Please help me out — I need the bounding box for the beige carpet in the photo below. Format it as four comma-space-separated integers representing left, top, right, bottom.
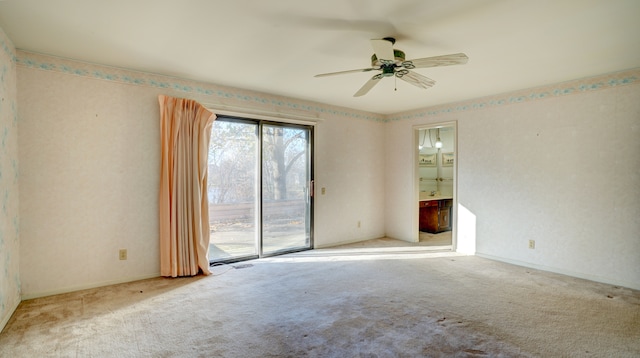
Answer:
1, 240, 639, 357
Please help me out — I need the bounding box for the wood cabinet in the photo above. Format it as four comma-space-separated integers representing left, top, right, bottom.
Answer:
419, 199, 452, 233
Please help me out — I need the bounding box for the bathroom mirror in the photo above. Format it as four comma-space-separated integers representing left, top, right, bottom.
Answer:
418, 126, 454, 197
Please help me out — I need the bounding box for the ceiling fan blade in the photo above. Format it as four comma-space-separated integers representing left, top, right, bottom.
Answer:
397, 70, 436, 89
370, 39, 396, 62
354, 75, 382, 97
403, 53, 469, 69
314, 67, 377, 77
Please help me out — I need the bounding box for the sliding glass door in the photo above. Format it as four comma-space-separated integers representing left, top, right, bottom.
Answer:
262, 125, 311, 255
207, 120, 259, 261
207, 117, 312, 262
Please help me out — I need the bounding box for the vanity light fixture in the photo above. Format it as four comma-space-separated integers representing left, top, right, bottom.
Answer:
435, 128, 443, 148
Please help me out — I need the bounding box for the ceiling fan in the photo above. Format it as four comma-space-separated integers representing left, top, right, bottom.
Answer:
314, 37, 468, 97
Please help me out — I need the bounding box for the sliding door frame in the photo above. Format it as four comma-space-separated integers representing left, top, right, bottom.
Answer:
209, 115, 314, 264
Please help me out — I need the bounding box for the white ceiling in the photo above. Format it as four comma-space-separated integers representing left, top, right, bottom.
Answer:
1, 0, 639, 114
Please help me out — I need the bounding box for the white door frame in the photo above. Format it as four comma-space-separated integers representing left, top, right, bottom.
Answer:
413, 121, 458, 250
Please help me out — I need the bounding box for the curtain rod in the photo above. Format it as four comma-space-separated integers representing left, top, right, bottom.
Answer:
202, 103, 324, 125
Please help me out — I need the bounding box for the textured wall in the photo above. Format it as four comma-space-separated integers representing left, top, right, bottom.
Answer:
12, 45, 640, 301
16, 51, 386, 298
0, 28, 20, 331
385, 69, 640, 289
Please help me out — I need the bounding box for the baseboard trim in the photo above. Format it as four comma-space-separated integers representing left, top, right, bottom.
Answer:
476, 252, 640, 291
315, 236, 387, 249
21, 273, 161, 301
0, 298, 21, 333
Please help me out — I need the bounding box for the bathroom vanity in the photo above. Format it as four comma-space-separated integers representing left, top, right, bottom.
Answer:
419, 197, 452, 233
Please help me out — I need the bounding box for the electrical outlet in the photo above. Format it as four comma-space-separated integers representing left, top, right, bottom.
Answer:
119, 249, 127, 260
321, 187, 326, 195
357, 220, 361, 228
528, 240, 535, 249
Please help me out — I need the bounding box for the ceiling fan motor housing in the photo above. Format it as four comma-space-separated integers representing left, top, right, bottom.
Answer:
370, 49, 406, 66
372, 49, 407, 77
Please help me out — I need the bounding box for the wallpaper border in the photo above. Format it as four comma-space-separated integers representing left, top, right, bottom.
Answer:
15, 51, 639, 123
389, 68, 640, 121
15, 51, 386, 123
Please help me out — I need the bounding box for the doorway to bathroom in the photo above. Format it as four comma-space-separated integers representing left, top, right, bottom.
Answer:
415, 123, 456, 249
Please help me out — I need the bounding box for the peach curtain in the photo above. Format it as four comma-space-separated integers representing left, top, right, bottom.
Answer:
158, 95, 216, 277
